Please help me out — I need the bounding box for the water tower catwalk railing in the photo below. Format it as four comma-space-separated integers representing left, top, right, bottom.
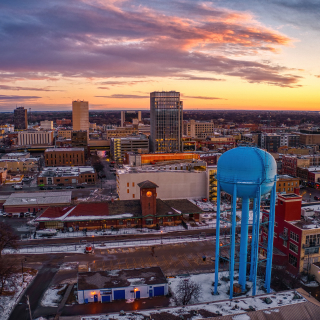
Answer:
214, 176, 277, 299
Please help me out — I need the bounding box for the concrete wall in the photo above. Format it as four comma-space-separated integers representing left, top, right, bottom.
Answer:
118, 170, 207, 200
78, 283, 168, 304
310, 263, 320, 282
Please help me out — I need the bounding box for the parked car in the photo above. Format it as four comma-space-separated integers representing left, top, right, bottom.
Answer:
2, 212, 7, 217
24, 212, 30, 217
39, 187, 46, 190
85, 245, 94, 254
66, 186, 74, 189
47, 186, 53, 190
14, 185, 23, 190
314, 196, 320, 201
56, 186, 63, 189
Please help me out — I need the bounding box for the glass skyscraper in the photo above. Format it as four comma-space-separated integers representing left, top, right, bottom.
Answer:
150, 91, 183, 153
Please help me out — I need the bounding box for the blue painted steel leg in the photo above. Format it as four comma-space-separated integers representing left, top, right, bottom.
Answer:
252, 185, 261, 296
249, 198, 257, 282
239, 197, 249, 291
229, 184, 237, 299
265, 179, 277, 292
214, 182, 221, 295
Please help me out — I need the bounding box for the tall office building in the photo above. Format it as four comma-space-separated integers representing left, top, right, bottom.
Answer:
150, 91, 183, 153
14, 107, 28, 130
72, 100, 89, 137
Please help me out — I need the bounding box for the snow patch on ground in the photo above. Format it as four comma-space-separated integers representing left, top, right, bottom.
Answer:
0, 272, 37, 320
59, 262, 79, 270
41, 284, 68, 307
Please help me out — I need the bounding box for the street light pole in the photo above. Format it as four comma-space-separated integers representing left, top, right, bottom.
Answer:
161, 230, 163, 244
27, 295, 32, 320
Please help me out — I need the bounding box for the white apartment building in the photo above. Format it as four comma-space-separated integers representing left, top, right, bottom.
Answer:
183, 120, 215, 139
40, 120, 53, 130
116, 161, 208, 200
18, 131, 54, 146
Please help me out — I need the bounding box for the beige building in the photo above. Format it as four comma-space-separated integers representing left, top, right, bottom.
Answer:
58, 129, 72, 139
106, 127, 137, 139
72, 100, 89, 137
183, 120, 215, 139
277, 175, 299, 194
300, 132, 320, 145
40, 120, 53, 130
17, 130, 54, 146
116, 161, 207, 200
0, 158, 39, 173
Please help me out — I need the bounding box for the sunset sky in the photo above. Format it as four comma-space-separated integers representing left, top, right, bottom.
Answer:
0, 0, 319, 111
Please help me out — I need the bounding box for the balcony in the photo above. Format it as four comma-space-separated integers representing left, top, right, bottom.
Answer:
305, 247, 319, 254
303, 242, 320, 249
279, 232, 288, 240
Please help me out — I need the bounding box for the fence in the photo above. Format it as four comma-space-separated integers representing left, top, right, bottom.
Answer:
10, 234, 217, 254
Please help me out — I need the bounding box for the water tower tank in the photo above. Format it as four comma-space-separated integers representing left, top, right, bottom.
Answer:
217, 147, 277, 198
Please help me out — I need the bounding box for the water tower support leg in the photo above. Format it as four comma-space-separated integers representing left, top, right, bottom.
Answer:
265, 181, 276, 293
214, 182, 221, 295
229, 184, 237, 299
249, 198, 257, 281
239, 197, 249, 291
252, 186, 261, 296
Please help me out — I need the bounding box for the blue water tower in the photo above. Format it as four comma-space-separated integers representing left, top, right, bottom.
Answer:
214, 147, 277, 298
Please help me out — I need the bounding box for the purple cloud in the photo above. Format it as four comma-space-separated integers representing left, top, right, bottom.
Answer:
0, 95, 41, 100
0, 0, 302, 88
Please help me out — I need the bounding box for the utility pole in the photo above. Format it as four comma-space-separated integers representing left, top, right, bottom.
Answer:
27, 295, 32, 320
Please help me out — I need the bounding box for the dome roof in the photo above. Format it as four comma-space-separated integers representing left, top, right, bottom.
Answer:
217, 147, 277, 198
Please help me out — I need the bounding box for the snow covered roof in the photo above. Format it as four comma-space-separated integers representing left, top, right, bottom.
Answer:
105, 289, 314, 320
36, 199, 202, 222
78, 267, 167, 291
4, 191, 72, 207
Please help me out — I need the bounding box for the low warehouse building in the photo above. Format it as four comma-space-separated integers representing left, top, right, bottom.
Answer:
4, 191, 72, 213
77, 267, 168, 304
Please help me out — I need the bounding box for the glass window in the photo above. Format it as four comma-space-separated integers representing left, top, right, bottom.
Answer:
289, 242, 298, 254
289, 253, 297, 267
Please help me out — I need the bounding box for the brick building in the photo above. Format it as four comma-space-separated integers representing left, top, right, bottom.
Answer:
37, 166, 96, 186
276, 175, 300, 194
44, 148, 85, 166
36, 180, 202, 230
56, 118, 72, 126
281, 155, 310, 176
261, 193, 320, 274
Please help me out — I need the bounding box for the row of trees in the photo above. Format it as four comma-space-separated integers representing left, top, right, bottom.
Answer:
0, 222, 19, 295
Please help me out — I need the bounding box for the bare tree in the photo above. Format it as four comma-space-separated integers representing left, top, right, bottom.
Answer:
0, 222, 19, 256
0, 258, 17, 295
174, 279, 201, 306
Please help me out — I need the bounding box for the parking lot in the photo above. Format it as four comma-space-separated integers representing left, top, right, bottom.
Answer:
74, 240, 217, 276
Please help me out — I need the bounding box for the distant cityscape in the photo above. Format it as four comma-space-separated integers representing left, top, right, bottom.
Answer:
1, 93, 320, 320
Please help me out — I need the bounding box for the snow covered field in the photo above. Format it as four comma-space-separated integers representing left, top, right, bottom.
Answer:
0, 271, 37, 320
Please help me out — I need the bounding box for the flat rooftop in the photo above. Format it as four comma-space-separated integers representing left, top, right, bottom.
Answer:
4, 191, 72, 207
106, 289, 313, 320
39, 166, 95, 177
45, 147, 84, 152
278, 174, 297, 180
117, 161, 206, 175
78, 267, 167, 291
